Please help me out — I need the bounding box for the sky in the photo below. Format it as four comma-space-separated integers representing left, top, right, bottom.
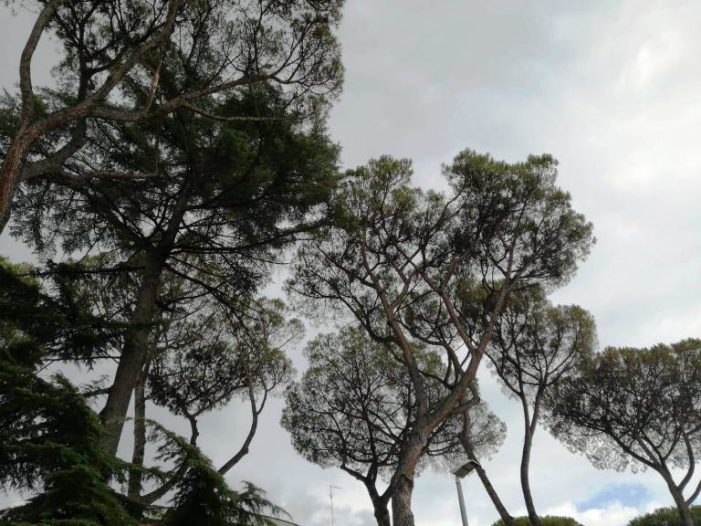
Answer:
2, 1, 701, 526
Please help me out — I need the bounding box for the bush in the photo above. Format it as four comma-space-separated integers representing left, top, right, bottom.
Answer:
491, 516, 584, 526
628, 506, 701, 526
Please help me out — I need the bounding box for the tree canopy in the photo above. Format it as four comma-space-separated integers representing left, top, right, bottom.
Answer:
287, 151, 594, 525
282, 325, 504, 526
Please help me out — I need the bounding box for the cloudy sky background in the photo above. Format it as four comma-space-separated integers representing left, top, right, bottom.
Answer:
2, 1, 701, 525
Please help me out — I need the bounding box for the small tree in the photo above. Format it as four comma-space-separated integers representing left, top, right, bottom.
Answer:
546, 340, 701, 526
485, 286, 596, 526
281, 326, 505, 526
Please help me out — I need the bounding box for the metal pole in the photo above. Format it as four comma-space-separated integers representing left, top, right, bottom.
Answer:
455, 475, 469, 526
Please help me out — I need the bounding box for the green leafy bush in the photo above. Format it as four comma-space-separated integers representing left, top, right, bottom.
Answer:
491, 517, 584, 526
628, 506, 701, 526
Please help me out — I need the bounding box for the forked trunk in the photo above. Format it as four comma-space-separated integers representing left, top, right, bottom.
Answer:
662, 472, 695, 526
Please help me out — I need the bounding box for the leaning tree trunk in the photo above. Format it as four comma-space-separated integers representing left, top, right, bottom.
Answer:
460, 433, 515, 526
521, 429, 541, 526
100, 254, 163, 456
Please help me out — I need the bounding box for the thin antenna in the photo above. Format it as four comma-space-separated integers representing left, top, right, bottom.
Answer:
329, 484, 341, 526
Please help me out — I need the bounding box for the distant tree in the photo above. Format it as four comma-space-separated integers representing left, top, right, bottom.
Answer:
628, 506, 701, 526
0, 0, 343, 229
287, 152, 594, 525
546, 340, 701, 526
485, 286, 596, 526
282, 326, 505, 526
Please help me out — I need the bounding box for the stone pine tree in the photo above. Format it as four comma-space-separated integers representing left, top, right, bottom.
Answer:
546, 340, 701, 526
0, 0, 343, 229
287, 152, 594, 526
484, 286, 596, 526
281, 326, 505, 526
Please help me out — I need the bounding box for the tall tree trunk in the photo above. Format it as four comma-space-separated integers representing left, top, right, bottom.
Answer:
390, 433, 425, 526
100, 254, 163, 456
662, 471, 695, 526
521, 429, 540, 526
520, 394, 541, 526
392, 475, 416, 526
128, 362, 150, 501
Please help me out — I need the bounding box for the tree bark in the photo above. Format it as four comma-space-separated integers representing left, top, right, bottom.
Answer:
662, 470, 695, 526
392, 474, 416, 526
371, 497, 391, 526
520, 394, 541, 526
390, 432, 426, 526
127, 363, 149, 500
100, 254, 163, 456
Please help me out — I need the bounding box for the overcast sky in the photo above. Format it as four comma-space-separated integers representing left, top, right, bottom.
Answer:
2, 2, 701, 526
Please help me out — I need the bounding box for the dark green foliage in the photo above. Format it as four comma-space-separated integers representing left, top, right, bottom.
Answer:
0, 258, 124, 366
149, 424, 284, 526
164, 465, 281, 526
491, 516, 584, 526
0, 261, 135, 525
0, 363, 136, 526
628, 506, 701, 526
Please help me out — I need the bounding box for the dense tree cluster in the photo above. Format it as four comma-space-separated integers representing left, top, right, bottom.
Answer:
0, 3, 699, 526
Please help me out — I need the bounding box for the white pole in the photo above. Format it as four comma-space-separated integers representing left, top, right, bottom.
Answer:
455, 475, 469, 526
